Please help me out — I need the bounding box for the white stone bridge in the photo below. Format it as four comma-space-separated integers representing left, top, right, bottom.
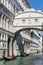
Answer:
1, 10, 43, 56
10, 10, 43, 56
12, 10, 43, 34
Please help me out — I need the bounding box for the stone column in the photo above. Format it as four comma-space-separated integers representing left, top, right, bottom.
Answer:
4, 16, 6, 29
13, 40, 18, 56
1, 14, 3, 28
9, 38, 13, 56
3, 16, 6, 40
0, 15, 1, 27
6, 18, 9, 30
5, 18, 9, 56
4, 18, 9, 41
1, 34, 3, 40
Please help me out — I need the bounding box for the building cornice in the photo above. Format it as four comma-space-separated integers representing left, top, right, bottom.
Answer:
25, 0, 31, 8
15, 11, 43, 17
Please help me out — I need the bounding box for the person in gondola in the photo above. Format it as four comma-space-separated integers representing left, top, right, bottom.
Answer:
3, 50, 5, 59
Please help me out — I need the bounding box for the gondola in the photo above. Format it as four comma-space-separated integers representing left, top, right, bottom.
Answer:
3, 55, 16, 61
3, 51, 16, 60
21, 53, 30, 57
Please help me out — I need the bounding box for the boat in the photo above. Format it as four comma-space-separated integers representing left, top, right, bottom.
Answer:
21, 53, 30, 57
3, 55, 16, 60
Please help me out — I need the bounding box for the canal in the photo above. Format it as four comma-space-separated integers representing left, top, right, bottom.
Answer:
0, 53, 43, 65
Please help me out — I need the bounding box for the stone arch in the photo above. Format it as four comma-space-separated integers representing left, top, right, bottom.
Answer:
12, 10, 43, 56
12, 27, 42, 56
14, 27, 43, 35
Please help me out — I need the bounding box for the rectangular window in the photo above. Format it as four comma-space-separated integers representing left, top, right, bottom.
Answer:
22, 19, 25, 23
35, 19, 38, 22
31, 31, 33, 38
3, 44, 4, 47
3, 44, 6, 48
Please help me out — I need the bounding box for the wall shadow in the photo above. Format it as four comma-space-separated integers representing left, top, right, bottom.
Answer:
15, 33, 24, 55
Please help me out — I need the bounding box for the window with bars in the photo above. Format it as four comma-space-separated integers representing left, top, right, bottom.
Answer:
35, 19, 38, 22
22, 19, 25, 23
3, 44, 6, 48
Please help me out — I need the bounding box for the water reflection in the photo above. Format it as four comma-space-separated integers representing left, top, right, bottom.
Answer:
2, 53, 43, 65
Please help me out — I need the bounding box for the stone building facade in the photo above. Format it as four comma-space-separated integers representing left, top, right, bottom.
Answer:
0, 0, 42, 58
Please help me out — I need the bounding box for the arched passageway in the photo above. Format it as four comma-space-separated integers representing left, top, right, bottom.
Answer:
12, 27, 42, 56
7, 10, 43, 56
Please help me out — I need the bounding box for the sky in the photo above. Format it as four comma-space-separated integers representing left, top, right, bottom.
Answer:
28, 0, 43, 11
28, 0, 43, 36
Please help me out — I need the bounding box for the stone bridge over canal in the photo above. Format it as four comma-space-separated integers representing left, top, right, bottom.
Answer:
0, 10, 43, 56
9, 11, 43, 56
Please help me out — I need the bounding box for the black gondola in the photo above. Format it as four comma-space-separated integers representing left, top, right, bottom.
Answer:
3, 55, 16, 60
3, 50, 16, 60
3, 56, 12, 60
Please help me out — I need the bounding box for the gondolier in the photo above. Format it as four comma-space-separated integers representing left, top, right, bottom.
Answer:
3, 50, 6, 59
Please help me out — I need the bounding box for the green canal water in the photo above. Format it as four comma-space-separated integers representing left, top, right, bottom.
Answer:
0, 53, 43, 65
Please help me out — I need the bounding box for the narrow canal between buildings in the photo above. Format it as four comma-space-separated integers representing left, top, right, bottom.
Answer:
0, 53, 43, 65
